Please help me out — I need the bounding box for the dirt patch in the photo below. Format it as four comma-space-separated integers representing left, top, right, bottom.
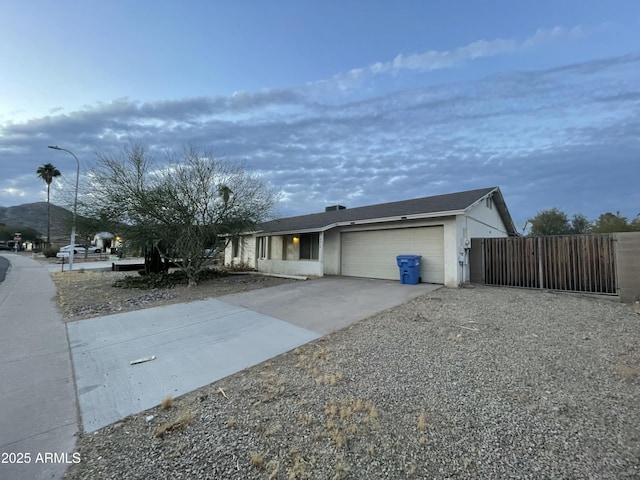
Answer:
51, 270, 297, 321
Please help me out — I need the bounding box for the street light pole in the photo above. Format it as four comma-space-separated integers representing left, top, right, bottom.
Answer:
48, 146, 79, 271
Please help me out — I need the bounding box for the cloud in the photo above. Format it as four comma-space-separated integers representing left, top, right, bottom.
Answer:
307, 25, 587, 96
386, 37, 518, 73
1, 187, 26, 198
0, 27, 637, 224
522, 25, 584, 48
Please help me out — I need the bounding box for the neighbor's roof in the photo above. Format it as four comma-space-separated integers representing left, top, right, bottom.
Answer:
259, 187, 518, 235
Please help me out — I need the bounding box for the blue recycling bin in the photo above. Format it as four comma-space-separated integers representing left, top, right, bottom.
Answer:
396, 254, 422, 285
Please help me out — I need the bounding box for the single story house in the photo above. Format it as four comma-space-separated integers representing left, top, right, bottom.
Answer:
224, 186, 518, 287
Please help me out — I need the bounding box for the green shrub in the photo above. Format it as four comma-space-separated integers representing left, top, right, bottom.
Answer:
113, 268, 227, 289
225, 261, 255, 272
43, 246, 59, 258
197, 268, 228, 281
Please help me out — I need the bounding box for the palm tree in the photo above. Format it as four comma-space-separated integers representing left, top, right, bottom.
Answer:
218, 185, 232, 205
36, 163, 61, 246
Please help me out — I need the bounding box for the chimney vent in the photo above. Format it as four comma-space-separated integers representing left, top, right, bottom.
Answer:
325, 205, 346, 212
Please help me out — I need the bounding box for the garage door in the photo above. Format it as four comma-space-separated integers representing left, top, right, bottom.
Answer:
341, 226, 445, 284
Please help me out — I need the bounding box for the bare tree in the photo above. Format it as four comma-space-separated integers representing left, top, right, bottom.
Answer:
90, 144, 278, 286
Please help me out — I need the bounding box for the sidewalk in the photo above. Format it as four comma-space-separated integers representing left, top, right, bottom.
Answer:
0, 253, 78, 480
43, 256, 145, 274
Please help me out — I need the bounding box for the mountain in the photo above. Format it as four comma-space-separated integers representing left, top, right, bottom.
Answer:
0, 202, 72, 239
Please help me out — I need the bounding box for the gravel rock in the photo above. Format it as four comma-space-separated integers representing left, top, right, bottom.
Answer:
64, 286, 640, 479
54, 272, 296, 321
69, 290, 179, 317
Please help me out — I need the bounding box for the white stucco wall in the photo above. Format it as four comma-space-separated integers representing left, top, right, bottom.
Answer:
223, 236, 256, 268
257, 259, 323, 277
455, 198, 510, 283
250, 232, 325, 277
323, 229, 341, 275
441, 219, 459, 287
461, 198, 510, 240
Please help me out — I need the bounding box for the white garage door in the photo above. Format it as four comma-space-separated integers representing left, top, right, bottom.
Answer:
341, 226, 445, 284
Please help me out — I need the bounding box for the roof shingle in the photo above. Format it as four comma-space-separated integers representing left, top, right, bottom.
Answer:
260, 187, 503, 234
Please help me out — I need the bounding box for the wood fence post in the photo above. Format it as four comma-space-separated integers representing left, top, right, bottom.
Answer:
537, 236, 544, 289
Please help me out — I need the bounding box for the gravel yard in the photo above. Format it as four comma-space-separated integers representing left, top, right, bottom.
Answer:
64, 285, 639, 479
51, 270, 297, 321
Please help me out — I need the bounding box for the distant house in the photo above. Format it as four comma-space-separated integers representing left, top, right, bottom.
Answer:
224, 186, 517, 287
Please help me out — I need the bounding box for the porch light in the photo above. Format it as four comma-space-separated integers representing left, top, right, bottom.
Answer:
293, 236, 299, 244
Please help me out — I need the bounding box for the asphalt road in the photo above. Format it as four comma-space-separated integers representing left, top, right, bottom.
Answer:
0, 255, 9, 283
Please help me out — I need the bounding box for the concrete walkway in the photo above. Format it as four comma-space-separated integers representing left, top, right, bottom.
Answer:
0, 253, 78, 480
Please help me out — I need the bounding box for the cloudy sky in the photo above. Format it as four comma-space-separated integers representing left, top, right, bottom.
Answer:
1, 1, 639, 229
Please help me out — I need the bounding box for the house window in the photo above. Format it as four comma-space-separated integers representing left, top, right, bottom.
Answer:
486, 197, 492, 210
232, 237, 240, 257
299, 233, 320, 260
257, 237, 268, 259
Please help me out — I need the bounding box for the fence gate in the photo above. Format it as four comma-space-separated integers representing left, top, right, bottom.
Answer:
479, 235, 617, 295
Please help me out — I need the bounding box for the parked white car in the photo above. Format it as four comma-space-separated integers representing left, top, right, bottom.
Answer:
59, 244, 101, 254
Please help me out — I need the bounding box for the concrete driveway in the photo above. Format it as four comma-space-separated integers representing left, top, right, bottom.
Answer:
68, 276, 439, 432
221, 276, 438, 334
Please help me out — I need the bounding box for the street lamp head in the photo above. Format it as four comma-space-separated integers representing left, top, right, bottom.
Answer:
48, 145, 61, 150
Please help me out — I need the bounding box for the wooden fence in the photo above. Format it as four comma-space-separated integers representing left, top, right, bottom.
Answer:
478, 234, 617, 295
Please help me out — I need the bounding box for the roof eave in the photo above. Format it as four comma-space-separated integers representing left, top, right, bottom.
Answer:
258, 209, 466, 235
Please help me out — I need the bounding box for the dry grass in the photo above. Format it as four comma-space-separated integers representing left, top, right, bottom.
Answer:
321, 399, 379, 449
450, 333, 463, 343
332, 460, 349, 480
154, 410, 194, 438
264, 423, 282, 437
258, 372, 286, 403
266, 460, 280, 480
315, 373, 343, 386
287, 451, 312, 479
417, 410, 427, 431
616, 362, 638, 378
294, 346, 344, 389
160, 396, 173, 410
250, 452, 264, 469
298, 413, 313, 427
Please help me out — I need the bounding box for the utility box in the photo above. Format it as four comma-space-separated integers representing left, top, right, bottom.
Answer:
396, 254, 422, 285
